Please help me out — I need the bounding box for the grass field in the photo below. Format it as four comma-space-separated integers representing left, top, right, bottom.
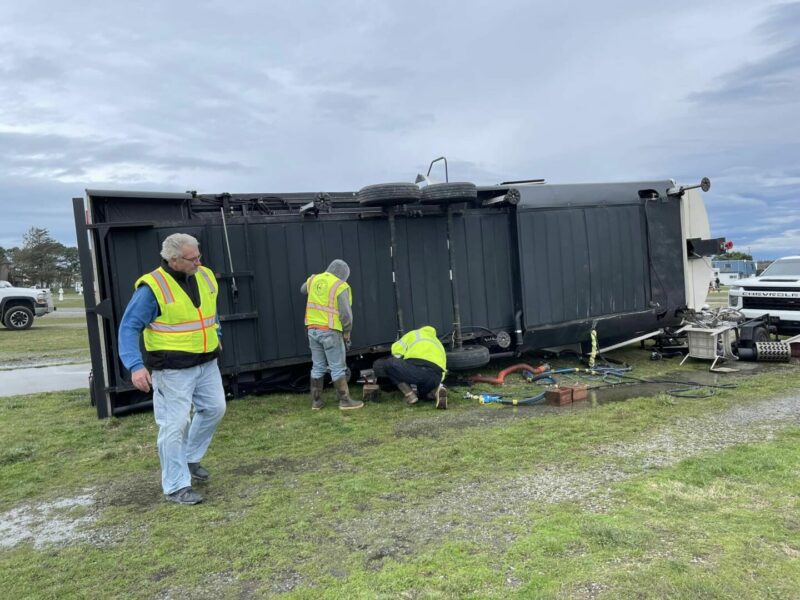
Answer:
0, 293, 89, 367
1, 288, 799, 598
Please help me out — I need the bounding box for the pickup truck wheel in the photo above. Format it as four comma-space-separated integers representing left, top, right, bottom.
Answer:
3, 306, 34, 330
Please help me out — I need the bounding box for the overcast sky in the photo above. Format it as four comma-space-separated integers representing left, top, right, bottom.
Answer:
1, 0, 798, 259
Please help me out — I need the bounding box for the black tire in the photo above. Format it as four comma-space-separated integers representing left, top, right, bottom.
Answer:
446, 344, 491, 370
3, 306, 34, 330
752, 326, 770, 343
420, 182, 478, 205
357, 183, 421, 207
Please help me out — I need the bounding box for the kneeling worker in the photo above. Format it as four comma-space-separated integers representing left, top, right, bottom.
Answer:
372, 325, 448, 408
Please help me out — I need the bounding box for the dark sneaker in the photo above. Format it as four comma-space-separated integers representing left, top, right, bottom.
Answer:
312, 397, 324, 410
188, 462, 210, 481
165, 486, 203, 505
434, 385, 447, 410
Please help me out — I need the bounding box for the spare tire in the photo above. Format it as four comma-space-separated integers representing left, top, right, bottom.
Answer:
446, 344, 491, 370
420, 182, 478, 205
358, 183, 421, 207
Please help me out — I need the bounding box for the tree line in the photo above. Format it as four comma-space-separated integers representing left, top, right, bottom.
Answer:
0, 227, 80, 288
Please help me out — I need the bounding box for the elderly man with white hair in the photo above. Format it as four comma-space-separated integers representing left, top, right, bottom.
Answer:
118, 233, 226, 505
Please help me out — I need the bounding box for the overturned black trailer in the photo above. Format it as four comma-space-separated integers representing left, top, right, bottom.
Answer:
73, 176, 723, 418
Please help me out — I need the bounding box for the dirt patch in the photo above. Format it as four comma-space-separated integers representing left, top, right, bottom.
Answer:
102, 474, 165, 508
0, 491, 127, 549
229, 455, 310, 478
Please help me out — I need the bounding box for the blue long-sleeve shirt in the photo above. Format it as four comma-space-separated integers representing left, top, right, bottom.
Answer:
118, 285, 221, 372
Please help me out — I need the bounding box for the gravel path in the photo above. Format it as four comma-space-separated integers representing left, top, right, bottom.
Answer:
333, 394, 800, 564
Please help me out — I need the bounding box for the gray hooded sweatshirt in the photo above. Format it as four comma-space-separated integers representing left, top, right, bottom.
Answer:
301, 259, 352, 334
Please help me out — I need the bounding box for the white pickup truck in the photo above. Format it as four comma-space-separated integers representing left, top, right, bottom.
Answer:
0, 280, 55, 330
728, 256, 800, 335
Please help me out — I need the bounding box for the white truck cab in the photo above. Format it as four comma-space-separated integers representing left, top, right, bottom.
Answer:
728, 256, 800, 335
0, 280, 56, 329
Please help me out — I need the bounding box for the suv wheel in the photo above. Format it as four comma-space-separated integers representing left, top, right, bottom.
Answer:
3, 306, 34, 330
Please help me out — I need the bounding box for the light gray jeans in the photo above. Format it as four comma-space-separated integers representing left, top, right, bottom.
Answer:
151, 360, 226, 495
308, 328, 347, 381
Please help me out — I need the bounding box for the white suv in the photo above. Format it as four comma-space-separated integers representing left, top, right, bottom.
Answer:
728, 256, 800, 335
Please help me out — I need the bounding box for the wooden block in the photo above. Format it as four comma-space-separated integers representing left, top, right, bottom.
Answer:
565, 384, 588, 402
362, 383, 380, 402
545, 387, 572, 406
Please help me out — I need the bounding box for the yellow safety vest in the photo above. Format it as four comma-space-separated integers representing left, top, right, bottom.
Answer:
391, 326, 447, 376
135, 266, 220, 354
304, 272, 351, 331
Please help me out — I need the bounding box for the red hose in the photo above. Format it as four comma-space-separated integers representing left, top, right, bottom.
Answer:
469, 363, 548, 385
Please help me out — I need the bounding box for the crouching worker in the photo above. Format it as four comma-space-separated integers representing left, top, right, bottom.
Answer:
372, 325, 448, 409
302, 259, 364, 411
118, 233, 226, 506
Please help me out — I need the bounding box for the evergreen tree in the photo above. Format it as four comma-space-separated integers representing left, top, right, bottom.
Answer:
13, 227, 64, 286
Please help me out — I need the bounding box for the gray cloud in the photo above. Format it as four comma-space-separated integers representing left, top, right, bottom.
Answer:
0, 0, 797, 259
690, 3, 800, 106
0, 131, 247, 180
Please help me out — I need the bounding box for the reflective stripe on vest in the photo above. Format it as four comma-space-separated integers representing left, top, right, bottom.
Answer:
150, 269, 175, 305
148, 315, 217, 333
305, 273, 348, 330
197, 268, 217, 294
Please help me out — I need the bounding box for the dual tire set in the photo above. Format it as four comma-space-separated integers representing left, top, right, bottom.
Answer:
357, 181, 492, 370
357, 182, 478, 207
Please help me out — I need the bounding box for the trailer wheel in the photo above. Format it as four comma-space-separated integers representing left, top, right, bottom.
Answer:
358, 183, 421, 207
420, 182, 478, 205
446, 345, 491, 370
3, 306, 34, 330
752, 326, 770, 343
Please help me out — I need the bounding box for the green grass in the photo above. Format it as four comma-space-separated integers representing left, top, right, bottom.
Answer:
54, 292, 88, 310
706, 286, 729, 308
1, 352, 800, 598
0, 315, 89, 365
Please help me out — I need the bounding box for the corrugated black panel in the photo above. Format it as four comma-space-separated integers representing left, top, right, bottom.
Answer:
394, 215, 452, 334
641, 199, 686, 313
518, 205, 650, 327
102, 217, 402, 372
217, 218, 400, 364
453, 211, 516, 332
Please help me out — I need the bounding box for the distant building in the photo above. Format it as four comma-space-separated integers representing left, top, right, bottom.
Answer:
712, 259, 757, 284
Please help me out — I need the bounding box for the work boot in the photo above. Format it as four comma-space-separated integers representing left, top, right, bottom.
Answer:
310, 377, 325, 410
188, 462, 210, 481
397, 382, 418, 405
333, 377, 364, 411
